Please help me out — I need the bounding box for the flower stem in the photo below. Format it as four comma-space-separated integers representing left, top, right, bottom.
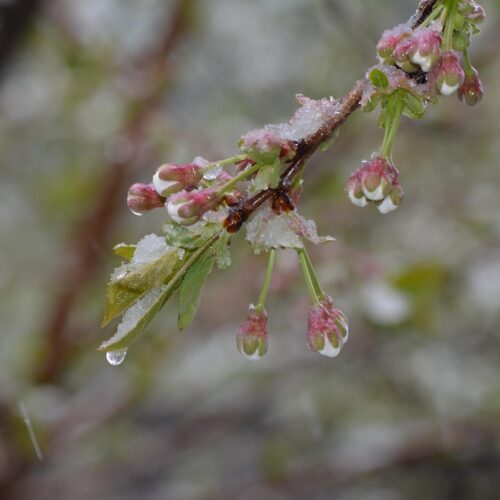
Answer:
298, 248, 321, 305
216, 162, 262, 196
208, 154, 247, 170
256, 249, 276, 312
462, 48, 474, 75
381, 93, 403, 161
421, 3, 445, 28
444, 0, 459, 50
301, 247, 325, 300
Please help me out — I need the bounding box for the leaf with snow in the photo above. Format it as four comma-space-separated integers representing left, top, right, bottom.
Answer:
100, 235, 219, 352
246, 207, 334, 254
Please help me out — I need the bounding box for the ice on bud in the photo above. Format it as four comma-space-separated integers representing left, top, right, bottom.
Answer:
346, 155, 400, 210
407, 28, 442, 72
307, 296, 348, 358
240, 128, 295, 163
393, 37, 419, 73
377, 25, 410, 65
458, 68, 484, 106
236, 305, 268, 360
430, 51, 465, 96
152, 162, 205, 197
166, 188, 219, 225
127, 183, 165, 216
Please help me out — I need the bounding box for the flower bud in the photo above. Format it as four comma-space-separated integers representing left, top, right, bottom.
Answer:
236, 306, 268, 360
307, 297, 348, 358
406, 28, 442, 72
430, 51, 465, 96
393, 38, 419, 73
469, 3, 485, 24
166, 188, 219, 225
240, 129, 295, 163
377, 180, 404, 214
127, 183, 165, 216
377, 27, 409, 65
457, 68, 484, 106
152, 162, 204, 197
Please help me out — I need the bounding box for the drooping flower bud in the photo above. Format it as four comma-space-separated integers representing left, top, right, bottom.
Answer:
307, 297, 348, 358
457, 68, 484, 106
430, 51, 465, 96
152, 162, 205, 197
346, 155, 402, 213
236, 305, 268, 360
166, 188, 219, 225
393, 37, 419, 73
406, 28, 442, 72
377, 26, 409, 65
127, 183, 165, 216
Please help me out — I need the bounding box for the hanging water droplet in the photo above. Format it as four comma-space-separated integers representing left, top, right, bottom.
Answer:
129, 208, 144, 216
106, 349, 128, 366
203, 164, 223, 181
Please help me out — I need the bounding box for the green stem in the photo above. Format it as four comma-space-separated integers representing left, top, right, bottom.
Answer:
207, 154, 247, 170
381, 94, 403, 161
302, 247, 325, 300
444, 0, 459, 50
215, 162, 262, 196
297, 248, 321, 305
462, 48, 474, 75
255, 249, 276, 312
421, 3, 445, 28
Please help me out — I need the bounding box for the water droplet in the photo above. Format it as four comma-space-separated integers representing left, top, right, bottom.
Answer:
106, 349, 128, 366
203, 164, 223, 181
129, 208, 144, 216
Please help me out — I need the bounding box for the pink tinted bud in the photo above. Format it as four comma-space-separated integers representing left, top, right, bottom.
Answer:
407, 28, 442, 72
152, 162, 204, 197
458, 68, 484, 106
394, 38, 419, 73
377, 26, 409, 64
127, 183, 165, 216
240, 129, 295, 163
236, 306, 268, 360
166, 188, 219, 225
430, 51, 465, 96
469, 3, 485, 24
307, 296, 348, 358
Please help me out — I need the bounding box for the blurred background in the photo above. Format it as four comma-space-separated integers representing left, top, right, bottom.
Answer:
1, 0, 499, 498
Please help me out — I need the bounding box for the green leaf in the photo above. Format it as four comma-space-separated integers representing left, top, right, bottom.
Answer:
102, 249, 185, 326
369, 68, 389, 89
99, 235, 219, 352
178, 251, 215, 331
402, 91, 426, 120
113, 243, 136, 261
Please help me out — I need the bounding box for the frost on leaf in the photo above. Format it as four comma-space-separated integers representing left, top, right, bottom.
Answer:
246, 207, 334, 254
99, 286, 167, 352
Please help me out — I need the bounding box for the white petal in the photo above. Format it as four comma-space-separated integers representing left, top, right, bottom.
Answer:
318, 333, 342, 358
153, 171, 178, 196
411, 51, 432, 72
377, 196, 398, 214
440, 81, 459, 96
166, 201, 183, 224
362, 183, 385, 201
348, 190, 367, 208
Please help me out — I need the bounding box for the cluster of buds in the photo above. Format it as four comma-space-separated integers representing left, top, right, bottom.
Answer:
236, 305, 269, 360
126, 158, 240, 225
307, 296, 349, 358
346, 155, 404, 214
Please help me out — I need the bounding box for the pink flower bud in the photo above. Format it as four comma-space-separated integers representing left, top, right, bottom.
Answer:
407, 28, 442, 72
346, 155, 401, 213
127, 183, 165, 216
458, 68, 484, 106
152, 162, 205, 197
236, 306, 268, 360
307, 297, 348, 358
377, 26, 409, 65
166, 188, 219, 225
469, 3, 485, 24
430, 51, 465, 96
393, 38, 419, 73
240, 129, 295, 163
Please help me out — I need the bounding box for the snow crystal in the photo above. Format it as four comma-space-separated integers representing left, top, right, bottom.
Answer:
265, 94, 340, 142
99, 286, 166, 350
132, 233, 169, 265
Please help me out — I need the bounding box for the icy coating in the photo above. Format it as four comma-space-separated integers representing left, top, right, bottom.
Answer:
99, 286, 166, 350
132, 234, 170, 264
246, 207, 333, 254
